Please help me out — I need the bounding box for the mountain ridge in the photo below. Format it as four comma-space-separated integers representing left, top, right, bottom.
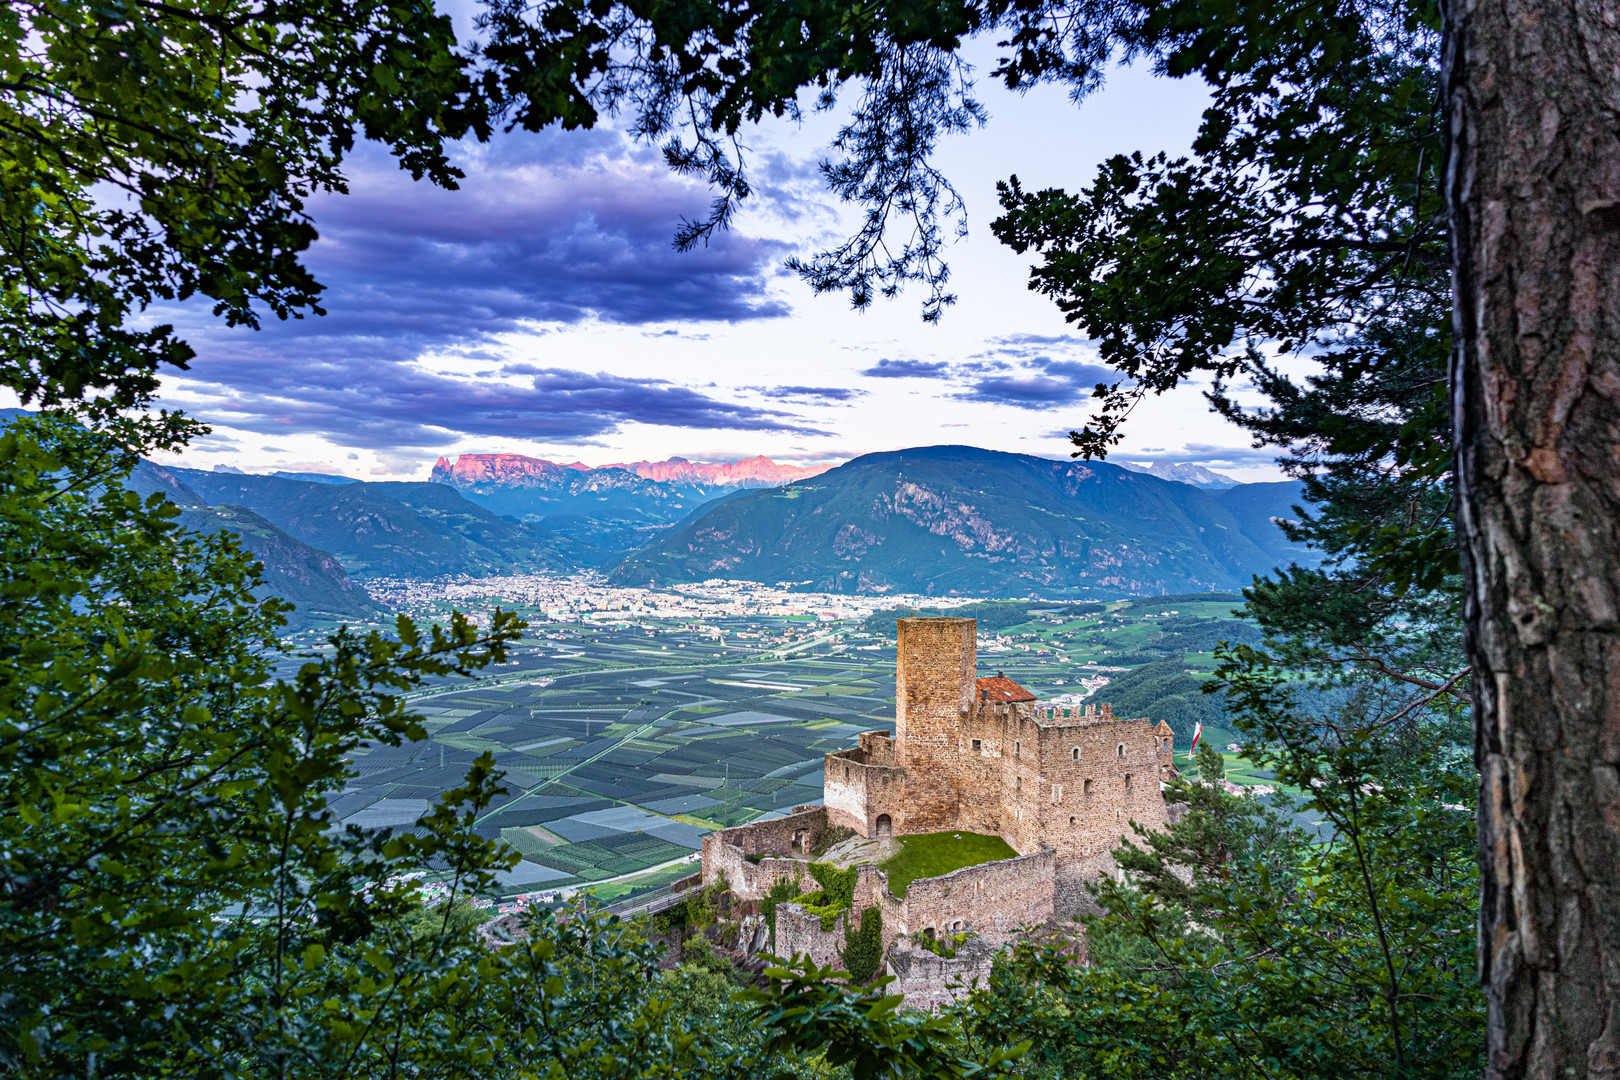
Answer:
609, 445, 1317, 596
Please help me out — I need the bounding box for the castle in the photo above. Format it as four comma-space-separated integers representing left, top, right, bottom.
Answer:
699, 617, 1177, 1005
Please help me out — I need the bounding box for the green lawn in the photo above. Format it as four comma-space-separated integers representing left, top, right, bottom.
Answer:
878, 831, 1018, 898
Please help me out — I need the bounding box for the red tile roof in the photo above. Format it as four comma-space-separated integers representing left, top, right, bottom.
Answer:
976, 675, 1036, 703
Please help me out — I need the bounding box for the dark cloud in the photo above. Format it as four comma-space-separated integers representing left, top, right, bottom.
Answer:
159, 131, 807, 449
759, 385, 867, 402
860, 358, 951, 379
179, 361, 828, 450
956, 374, 1090, 408
953, 353, 1118, 410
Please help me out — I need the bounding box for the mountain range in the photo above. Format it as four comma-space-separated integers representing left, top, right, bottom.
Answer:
114, 444, 1314, 619
429, 453, 832, 550
608, 446, 1317, 596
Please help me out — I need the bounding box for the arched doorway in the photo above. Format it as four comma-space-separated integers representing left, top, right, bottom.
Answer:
875, 813, 892, 836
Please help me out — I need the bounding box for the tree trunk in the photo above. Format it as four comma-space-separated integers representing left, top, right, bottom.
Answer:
1443, 0, 1620, 1077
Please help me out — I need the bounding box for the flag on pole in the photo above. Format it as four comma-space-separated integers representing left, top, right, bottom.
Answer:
1189, 722, 1204, 750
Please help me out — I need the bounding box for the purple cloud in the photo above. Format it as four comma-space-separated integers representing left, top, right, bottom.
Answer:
178, 361, 827, 449
158, 131, 806, 449
860, 358, 951, 379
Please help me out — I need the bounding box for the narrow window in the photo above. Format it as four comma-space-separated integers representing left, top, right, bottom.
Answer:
971, 738, 982, 752
1014, 740, 1021, 757
1125, 773, 1134, 794
1071, 747, 1080, 762
844, 765, 850, 779
1084, 779, 1093, 796
1014, 776, 1022, 790
1069, 815, 1077, 826
1052, 784, 1063, 805
1116, 742, 1126, 759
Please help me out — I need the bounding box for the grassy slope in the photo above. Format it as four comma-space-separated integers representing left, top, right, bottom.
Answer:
879, 831, 1018, 898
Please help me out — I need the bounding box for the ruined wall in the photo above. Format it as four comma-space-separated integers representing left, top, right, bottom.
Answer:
773, 903, 850, 968
898, 847, 1055, 945
701, 806, 826, 899
1030, 708, 1168, 915
885, 938, 997, 1012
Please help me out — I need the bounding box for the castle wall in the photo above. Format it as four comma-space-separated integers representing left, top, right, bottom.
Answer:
898, 847, 1055, 945
824, 751, 909, 835
774, 903, 850, 968
884, 938, 997, 1012
700, 806, 826, 899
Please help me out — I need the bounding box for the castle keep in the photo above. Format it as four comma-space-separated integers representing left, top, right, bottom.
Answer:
699, 617, 1177, 1004
824, 617, 1175, 907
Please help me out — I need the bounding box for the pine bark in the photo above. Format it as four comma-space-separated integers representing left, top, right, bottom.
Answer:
1443, 0, 1620, 1076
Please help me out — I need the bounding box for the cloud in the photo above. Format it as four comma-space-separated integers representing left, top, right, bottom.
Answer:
956, 374, 1090, 407
860, 358, 951, 379
952, 354, 1119, 410
1178, 443, 1284, 468
157, 130, 807, 450
179, 361, 829, 450
759, 385, 867, 402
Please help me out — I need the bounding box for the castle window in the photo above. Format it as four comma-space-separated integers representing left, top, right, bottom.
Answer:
844, 765, 850, 779
1116, 743, 1126, 759
971, 739, 982, 752
1069, 815, 1077, 826
1084, 779, 1094, 797
1052, 784, 1063, 805
1071, 747, 1080, 762
1125, 774, 1134, 794
1014, 776, 1021, 790
1014, 740, 1021, 757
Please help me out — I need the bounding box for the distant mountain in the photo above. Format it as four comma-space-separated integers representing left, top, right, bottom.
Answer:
429, 452, 828, 551
270, 470, 359, 485
126, 461, 381, 624
1118, 461, 1239, 489
602, 455, 834, 487
165, 468, 596, 578
179, 505, 383, 622
609, 445, 1320, 596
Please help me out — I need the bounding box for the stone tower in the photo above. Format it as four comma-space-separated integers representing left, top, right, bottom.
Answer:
895, 617, 976, 769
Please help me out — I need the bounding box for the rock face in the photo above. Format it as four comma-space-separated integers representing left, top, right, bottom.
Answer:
610, 445, 1317, 596
603, 455, 833, 487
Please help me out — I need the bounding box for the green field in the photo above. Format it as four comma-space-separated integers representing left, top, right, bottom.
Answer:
879, 831, 1019, 898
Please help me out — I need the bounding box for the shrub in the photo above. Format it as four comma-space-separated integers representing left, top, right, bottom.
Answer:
840, 907, 884, 984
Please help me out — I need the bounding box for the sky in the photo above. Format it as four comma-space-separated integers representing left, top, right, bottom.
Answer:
143, 36, 1288, 483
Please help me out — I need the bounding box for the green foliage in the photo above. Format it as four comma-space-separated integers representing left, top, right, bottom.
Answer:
840, 907, 885, 984
1100, 655, 1227, 739
961, 755, 1481, 1080
746, 954, 1027, 1080
0, 414, 553, 1072
808, 861, 858, 907
1195, 740, 1228, 783
912, 928, 971, 960
877, 831, 1017, 898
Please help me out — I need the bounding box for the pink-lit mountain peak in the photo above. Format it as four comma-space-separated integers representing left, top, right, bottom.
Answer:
603, 455, 833, 486
431, 452, 834, 488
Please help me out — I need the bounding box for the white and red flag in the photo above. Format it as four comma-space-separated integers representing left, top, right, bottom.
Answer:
1189, 722, 1204, 751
